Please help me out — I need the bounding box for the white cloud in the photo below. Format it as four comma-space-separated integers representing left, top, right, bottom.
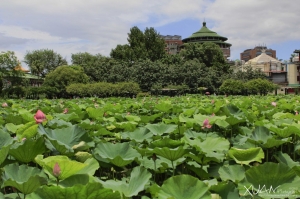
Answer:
0, 0, 299, 62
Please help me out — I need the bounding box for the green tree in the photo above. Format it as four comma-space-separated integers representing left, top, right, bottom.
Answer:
43, 65, 89, 97
24, 49, 67, 77
233, 65, 266, 82
219, 79, 245, 95
245, 78, 276, 95
110, 26, 166, 62
0, 51, 24, 90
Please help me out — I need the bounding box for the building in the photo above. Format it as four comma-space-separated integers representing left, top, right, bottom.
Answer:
160, 35, 183, 55
182, 22, 232, 58
241, 49, 287, 94
286, 49, 300, 94
240, 46, 276, 62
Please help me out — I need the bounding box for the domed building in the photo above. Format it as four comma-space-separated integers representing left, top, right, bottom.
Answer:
182, 22, 232, 58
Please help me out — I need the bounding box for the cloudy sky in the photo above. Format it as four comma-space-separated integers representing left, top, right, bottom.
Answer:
0, 0, 299, 66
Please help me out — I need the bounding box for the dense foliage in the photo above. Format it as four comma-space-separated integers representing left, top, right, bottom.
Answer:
24, 49, 68, 77
0, 95, 300, 198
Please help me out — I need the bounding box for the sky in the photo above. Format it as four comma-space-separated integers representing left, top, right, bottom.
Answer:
0, 0, 300, 67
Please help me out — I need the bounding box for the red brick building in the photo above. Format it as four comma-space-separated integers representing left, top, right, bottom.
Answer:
240, 46, 276, 62
160, 35, 183, 55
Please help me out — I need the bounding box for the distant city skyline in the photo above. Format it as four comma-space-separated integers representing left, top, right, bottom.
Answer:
0, 0, 299, 67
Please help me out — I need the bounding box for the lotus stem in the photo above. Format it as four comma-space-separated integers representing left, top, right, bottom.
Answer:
171, 161, 175, 176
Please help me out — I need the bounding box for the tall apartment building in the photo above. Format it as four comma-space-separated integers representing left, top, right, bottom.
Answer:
160, 35, 183, 55
240, 46, 276, 62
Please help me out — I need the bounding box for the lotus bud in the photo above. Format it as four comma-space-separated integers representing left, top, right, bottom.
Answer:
271, 102, 276, 107
34, 110, 46, 124
2, 102, 8, 107
53, 162, 61, 177
63, 108, 68, 114
152, 153, 157, 161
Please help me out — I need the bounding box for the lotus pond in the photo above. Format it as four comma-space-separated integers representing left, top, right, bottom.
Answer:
1, 95, 300, 199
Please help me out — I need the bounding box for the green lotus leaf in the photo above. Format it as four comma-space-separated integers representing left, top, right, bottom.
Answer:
93, 142, 140, 167
19, 109, 35, 122
53, 112, 80, 122
5, 123, 23, 134
28, 182, 121, 199
262, 137, 290, 148
218, 164, 245, 183
101, 166, 151, 197
274, 152, 299, 168
152, 146, 187, 162
225, 115, 246, 126
16, 121, 38, 140
222, 104, 244, 117
0, 130, 14, 165
75, 151, 93, 162
140, 113, 163, 123
157, 175, 211, 199
238, 162, 300, 198
192, 137, 230, 162
145, 123, 177, 136
2, 163, 47, 194
228, 147, 264, 165
47, 118, 72, 129
267, 125, 295, 138
247, 126, 272, 145
86, 107, 104, 120
155, 102, 172, 112
115, 121, 137, 131
150, 137, 183, 148
59, 174, 90, 187
38, 125, 87, 156
121, 127, 153, 142
8, 137, 46, 163
210, 181, 240, 199
5, 113, 23, 125
35, 155, 98, 180
125, 115, 141, 122
215, 119, 230, 129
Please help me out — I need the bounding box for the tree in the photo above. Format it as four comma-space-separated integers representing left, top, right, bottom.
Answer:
43, 65, 89, 98
0, 51, 24, 90
245, 78, 276, 95
233, 65, 266, 82
219, 79, 245, 95
180, 42, 227, 68
24, 49, 67, 77
110, 26, 166, 62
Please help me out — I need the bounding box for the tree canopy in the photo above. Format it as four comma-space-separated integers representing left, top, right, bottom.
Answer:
110, 26, 166, 62
24, 49, 67, 77
43, 65, 89, 97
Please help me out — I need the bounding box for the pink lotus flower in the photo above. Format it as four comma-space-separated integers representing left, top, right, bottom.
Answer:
63, 108, 68, 114
271, 102, 276, 107
22, 138, 26, 141
296, 111, 298, 115
2, 102, 8, 107
211, 100, 215, 104
202, 118, 212, 129
34, 110, 46, 124
53, 162, 61, 177
127, 112, 130, 115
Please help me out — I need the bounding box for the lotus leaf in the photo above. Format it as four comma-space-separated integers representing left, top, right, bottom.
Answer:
9, 137, 46, 163
210, 181, 240, 199
157, 175, 211, 199
101, 166, 151, 197
228, 147, 264, 165
28, 182, 121, 199
2, 163, 47, 194
218, 164, 245, 183
0, 130, 14, 165
145, 123, 177, 136
238, 162, 300, 198
121, 127, 153, 142
35, 155, 98, 180
93, 142, 140, 167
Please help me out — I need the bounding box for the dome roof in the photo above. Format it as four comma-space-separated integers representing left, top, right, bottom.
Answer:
245, 50, 281, 65
182, 22, 230, 44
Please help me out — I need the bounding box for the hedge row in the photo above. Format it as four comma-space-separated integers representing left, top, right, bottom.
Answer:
66, 82, 140, 97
